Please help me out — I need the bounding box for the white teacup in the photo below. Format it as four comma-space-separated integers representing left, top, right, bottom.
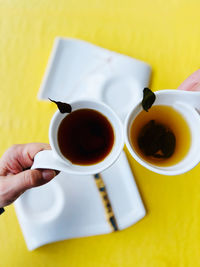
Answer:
32, 100, 124, 175
125, 89, 200, 175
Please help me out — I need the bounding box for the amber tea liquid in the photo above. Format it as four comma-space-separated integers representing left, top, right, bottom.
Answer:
130, 105, 191, 166
57, 109, 114, 165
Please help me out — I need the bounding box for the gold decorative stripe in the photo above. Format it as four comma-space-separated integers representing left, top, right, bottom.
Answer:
94, 173, 118, 231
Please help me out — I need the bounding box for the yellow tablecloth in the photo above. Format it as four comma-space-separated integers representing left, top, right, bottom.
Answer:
1, 1, 200, 266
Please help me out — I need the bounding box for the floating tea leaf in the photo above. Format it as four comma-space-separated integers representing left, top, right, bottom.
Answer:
138, 120, 176, 158
142, 88, 156, 112
49, 98, 72, 113
160, 131, 176, 158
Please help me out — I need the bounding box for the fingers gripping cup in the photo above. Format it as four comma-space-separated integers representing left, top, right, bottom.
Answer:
32, 100, 124, 175
125, 90, 200, 175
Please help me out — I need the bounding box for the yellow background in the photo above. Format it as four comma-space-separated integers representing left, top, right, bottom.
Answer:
0, 0, 200, 266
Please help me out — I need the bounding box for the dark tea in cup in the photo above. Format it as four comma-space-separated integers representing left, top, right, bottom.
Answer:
57, 108, 114, 165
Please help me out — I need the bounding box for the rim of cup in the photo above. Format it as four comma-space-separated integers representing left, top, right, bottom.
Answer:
48, 99, 124, 175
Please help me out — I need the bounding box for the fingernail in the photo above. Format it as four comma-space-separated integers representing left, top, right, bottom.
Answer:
42, 170, 56, 181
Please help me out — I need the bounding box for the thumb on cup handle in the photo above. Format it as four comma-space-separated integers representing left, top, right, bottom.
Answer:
31, 150, 70, 173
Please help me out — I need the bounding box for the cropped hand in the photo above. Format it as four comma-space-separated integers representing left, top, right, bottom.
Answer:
178, 69, 200, 91
0, 143, 57, 208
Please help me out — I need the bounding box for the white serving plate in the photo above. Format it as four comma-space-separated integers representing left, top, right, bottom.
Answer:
15, 151, 146, 250
38, 37, 151, 120
14, 38, 151, 250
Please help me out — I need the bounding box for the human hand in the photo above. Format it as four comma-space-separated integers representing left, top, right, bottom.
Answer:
0, 143, 58, 209
178, 69, 200, 91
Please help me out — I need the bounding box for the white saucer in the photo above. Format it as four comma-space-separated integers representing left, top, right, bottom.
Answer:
14, 38, 151, 250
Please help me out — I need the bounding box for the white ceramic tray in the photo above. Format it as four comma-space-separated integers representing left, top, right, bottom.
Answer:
38, 37, 151, 120
15, 151, 146, 250
14, 38, 151, 250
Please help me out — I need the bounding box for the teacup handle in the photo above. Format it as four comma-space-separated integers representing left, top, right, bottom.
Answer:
158, 90, 200, 110
31, 150, 72, 173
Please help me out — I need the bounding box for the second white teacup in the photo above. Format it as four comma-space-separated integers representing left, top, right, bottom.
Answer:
125, 89, 200, 175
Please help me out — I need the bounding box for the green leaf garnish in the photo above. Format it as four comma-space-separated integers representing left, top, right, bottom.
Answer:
142, 88, 156, 112
49, 98, 72, 113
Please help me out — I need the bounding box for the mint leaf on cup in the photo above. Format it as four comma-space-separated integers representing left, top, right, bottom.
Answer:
49, 98, 72, 113
142, 88, 156, 112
